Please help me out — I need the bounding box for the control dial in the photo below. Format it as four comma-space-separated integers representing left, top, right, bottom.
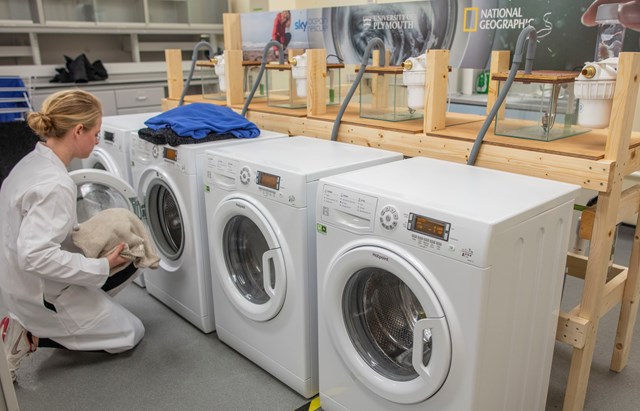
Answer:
379, 205, 399, 230
151, 145, 159, 159
239, 166, 251, 185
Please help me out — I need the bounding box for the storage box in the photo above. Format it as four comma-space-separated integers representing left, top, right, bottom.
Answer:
359, 66, 422, 122
493, 71, 589, 141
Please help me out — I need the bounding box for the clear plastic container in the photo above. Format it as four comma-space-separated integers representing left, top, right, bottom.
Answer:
594, 3, 625, 61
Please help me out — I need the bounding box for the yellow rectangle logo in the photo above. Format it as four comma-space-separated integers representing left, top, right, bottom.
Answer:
463, 7, 478, 32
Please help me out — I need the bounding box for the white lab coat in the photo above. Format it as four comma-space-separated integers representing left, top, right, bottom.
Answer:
0, 143, 143, 353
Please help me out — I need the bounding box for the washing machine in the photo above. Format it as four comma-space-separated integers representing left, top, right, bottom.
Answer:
82, 112, 159, 287
315, 157, 580, 411
81, 112, 160, 186
203, 136, 402, 397
131, 130, 288, 333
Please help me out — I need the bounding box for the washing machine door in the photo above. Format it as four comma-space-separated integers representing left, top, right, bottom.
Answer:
140, 175, 186, 262
70, 169, 140, 223
212, 196, 287, 322
324, 245, 451, 405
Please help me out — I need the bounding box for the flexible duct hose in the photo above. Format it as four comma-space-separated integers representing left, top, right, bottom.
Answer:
241, 41, 285, 117
330, 38, 386, 141
178, 41, 215, 106
467, 26, 537, 166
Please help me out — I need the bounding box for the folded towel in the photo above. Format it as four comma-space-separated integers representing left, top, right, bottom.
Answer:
72, 208, 160, 295
144, 103, 260, 139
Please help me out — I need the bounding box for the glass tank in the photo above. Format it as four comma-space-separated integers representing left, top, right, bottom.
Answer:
359, 67, 422, 122
199, 62, 225, 101
493, 71, 589, 141
266, 64, 306, 109
326, 64, 344, 106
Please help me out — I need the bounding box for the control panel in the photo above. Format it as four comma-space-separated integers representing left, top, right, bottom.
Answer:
319, 184, 487, 265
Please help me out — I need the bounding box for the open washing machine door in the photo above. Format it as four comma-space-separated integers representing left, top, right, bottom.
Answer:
323, 244, 451, 405
70, 168, 141, 223
211, 195, 287, 323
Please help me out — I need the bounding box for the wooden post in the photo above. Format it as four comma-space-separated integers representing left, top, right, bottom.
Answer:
223, 13, 242, 51
563, 52, 640, 411
487, 50, 510, 120
165, 49, 184, 100
306, 49, 327, 117
424, 49, 449, 132
371, 50, 389, 110
225, 50, 244, 106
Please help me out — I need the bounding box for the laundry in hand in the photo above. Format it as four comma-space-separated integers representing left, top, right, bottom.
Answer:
72, 208, 160, 295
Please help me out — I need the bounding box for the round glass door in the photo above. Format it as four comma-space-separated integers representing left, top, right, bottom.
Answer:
223, 215, 271, 304
343, 267, 431, 382
146, 180, 184, 261
324, 245, 451, 404
70, 169, 135, 223
212, 196, 287, 322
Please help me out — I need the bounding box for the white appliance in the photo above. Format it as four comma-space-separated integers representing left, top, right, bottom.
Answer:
81, 112, 159, 287
82, 112, 160, 186
316, 157, 580, 411
203, 137, 402, 397
131, 130, 288, 333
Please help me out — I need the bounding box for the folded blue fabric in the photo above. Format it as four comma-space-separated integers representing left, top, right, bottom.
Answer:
144, 103, 260, 139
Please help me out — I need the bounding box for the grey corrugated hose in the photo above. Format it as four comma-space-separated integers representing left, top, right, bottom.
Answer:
330, 38, 386, 141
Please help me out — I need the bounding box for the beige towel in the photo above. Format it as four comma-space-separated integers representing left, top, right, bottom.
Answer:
72, 208, 160, 277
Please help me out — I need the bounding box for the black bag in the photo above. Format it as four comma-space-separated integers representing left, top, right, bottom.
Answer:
50, 54, 109, 83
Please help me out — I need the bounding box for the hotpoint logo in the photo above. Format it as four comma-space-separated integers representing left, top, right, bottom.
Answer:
372, 252, 389, 262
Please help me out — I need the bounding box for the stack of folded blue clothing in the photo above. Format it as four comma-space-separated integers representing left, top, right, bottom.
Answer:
138, 103, 261, 146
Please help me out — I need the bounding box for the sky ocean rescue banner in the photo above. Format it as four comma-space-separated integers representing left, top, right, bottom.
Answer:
240, 0, 639, 70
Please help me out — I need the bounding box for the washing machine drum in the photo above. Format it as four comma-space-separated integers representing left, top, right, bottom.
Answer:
146, 181, 184, 261
343, 268, 433, 381
76, 181, 132, 223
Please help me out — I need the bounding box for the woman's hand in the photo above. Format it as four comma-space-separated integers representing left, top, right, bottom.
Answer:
106, 243, 129, 269
582, 0, 640, 31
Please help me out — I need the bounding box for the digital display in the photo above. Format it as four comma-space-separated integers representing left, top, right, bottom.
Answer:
104, 131, 114, 143
163, 147, 178, 162
408, 213, 450, 241
257, 171, 280, 190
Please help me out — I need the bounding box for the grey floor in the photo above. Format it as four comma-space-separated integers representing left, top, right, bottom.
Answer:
2, 226, 640, 410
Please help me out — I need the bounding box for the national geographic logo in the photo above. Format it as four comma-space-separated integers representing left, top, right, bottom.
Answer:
464, 7, 534, 32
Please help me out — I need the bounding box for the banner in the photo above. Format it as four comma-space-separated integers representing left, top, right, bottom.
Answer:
240, 0, 639, 70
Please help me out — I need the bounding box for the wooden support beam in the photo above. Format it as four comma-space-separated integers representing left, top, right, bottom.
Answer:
223, 13, 242, 51
611, 208, 640, 371
579, 184, 640, 239
306, 49, 327, 117
164, 49, 184, 100
557, 312, 591, 349
226, 50, 244, 106
424, 49, 449, 133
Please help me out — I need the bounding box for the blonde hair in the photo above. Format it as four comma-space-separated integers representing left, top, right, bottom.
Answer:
27, 89, 102, 139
